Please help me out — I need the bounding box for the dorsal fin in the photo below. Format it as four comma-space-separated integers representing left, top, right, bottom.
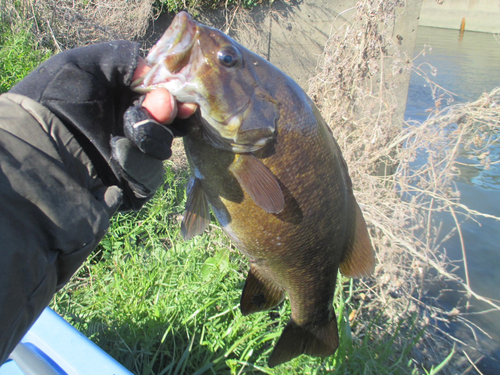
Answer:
229, 153, 284, 214
339, 203, 375, 278
181, 177, 210, 240
240, 265, 285, 316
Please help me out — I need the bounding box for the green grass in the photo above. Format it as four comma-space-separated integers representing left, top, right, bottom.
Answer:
157, 0, 269, 13
0, 21, 52, 93
50, 164, 428, 374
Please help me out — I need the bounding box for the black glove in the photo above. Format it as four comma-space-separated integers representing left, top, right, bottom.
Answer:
110, 106, 175, 200
9, 41, 175, 210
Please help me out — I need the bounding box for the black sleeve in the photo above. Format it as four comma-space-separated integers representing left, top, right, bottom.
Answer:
9, 41, 144, 209
0, 94, 113, 364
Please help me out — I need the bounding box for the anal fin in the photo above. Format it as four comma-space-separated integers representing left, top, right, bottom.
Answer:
340, 202, 375, 278
181, 177, 210, 240
229, 153, 284, 214
268, 317, 339, 368
240, 265, 285, 316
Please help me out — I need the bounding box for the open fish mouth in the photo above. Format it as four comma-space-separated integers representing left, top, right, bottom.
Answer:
146, 12, 197, 74
132, 12, 198, 92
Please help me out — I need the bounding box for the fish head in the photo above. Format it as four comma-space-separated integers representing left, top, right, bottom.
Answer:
134, 12, 279, 153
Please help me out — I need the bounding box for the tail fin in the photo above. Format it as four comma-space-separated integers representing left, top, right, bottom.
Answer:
268, 317, 339, 367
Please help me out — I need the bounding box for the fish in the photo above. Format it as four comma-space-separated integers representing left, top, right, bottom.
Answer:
133, 11, 375, 367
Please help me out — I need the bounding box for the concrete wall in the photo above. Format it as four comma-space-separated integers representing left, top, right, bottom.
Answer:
149, 0, 424, 125
419, 0, 500, 33
209, 0, 422, 125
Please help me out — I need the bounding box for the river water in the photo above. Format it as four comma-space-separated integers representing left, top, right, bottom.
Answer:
405, 26, 500, 370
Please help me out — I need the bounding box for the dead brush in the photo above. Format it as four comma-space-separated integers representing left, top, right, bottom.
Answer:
3, 0, 155, 50
308, 0, 500, 372
4, 0, 260, 52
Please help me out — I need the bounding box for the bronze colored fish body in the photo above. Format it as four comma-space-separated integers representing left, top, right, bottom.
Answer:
134, 12, 375, 367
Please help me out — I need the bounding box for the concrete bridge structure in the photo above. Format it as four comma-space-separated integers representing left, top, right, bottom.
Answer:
419, 0, 500, 33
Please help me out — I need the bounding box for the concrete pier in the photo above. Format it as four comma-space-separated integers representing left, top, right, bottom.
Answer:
419, 0, 500, 33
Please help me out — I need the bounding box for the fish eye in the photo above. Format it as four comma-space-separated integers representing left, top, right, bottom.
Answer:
217, 47, 240, 68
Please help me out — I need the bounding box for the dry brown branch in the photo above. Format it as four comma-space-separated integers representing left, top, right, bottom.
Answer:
7, 0, 155, 51
307, 0, 500, 372
462, 351, 485, 375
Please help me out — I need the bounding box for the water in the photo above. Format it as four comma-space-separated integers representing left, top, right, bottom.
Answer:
405, 26, 500, 369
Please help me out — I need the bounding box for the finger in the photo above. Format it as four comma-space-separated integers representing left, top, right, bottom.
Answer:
133, 57, 151, 81
177, 103, 198, 119
142, 88, 178, 124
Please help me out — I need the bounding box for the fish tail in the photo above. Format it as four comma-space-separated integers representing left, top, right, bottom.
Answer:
268, 317, 339, 368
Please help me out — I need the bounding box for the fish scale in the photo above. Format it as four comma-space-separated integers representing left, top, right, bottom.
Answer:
133, 11, 375, 367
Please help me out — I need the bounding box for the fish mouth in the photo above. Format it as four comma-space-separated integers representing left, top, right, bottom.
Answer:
132, 11, 198, 91
147, 12, 197, 73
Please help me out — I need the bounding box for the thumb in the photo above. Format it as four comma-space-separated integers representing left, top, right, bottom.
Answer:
142, 88, 178, 124
93, 185, 123, 216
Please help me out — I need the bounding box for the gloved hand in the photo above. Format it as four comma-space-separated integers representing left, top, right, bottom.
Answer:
110, 105, 174, 202
0, 42, 198, 365
9, 41, 196, 210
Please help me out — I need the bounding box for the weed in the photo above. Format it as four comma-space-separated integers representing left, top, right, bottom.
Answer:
0, 21, 51, 92
308, 0, 500, 372
157, 0, 266, 14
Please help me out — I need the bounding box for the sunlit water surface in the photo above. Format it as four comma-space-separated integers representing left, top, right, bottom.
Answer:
405, 26, 500, 370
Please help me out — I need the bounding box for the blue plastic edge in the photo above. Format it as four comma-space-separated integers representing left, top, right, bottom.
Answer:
0, 308, 133, 375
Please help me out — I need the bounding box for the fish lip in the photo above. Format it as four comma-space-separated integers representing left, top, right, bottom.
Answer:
151, 12, 197, 70
146, 12, 197, 67
132, 12, 198, 90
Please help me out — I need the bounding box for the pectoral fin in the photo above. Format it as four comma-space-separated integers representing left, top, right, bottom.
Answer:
229, 153, 284, 214
240, 265, 285, 316
181, 177, 210, 240
339, 202, 375, 278
268, 317, 339, 367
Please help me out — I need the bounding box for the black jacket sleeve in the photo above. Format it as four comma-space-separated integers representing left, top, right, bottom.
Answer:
0, 93, 114, 364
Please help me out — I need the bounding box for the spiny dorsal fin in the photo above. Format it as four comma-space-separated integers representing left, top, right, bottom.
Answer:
339, 202, 375, 278
181, 177, 210, 240
229, 153, 284, 214
268, 317, 339, 368
240, 265, 285, 316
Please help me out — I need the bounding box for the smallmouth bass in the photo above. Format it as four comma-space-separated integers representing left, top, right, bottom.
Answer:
134, 11, 375, 367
